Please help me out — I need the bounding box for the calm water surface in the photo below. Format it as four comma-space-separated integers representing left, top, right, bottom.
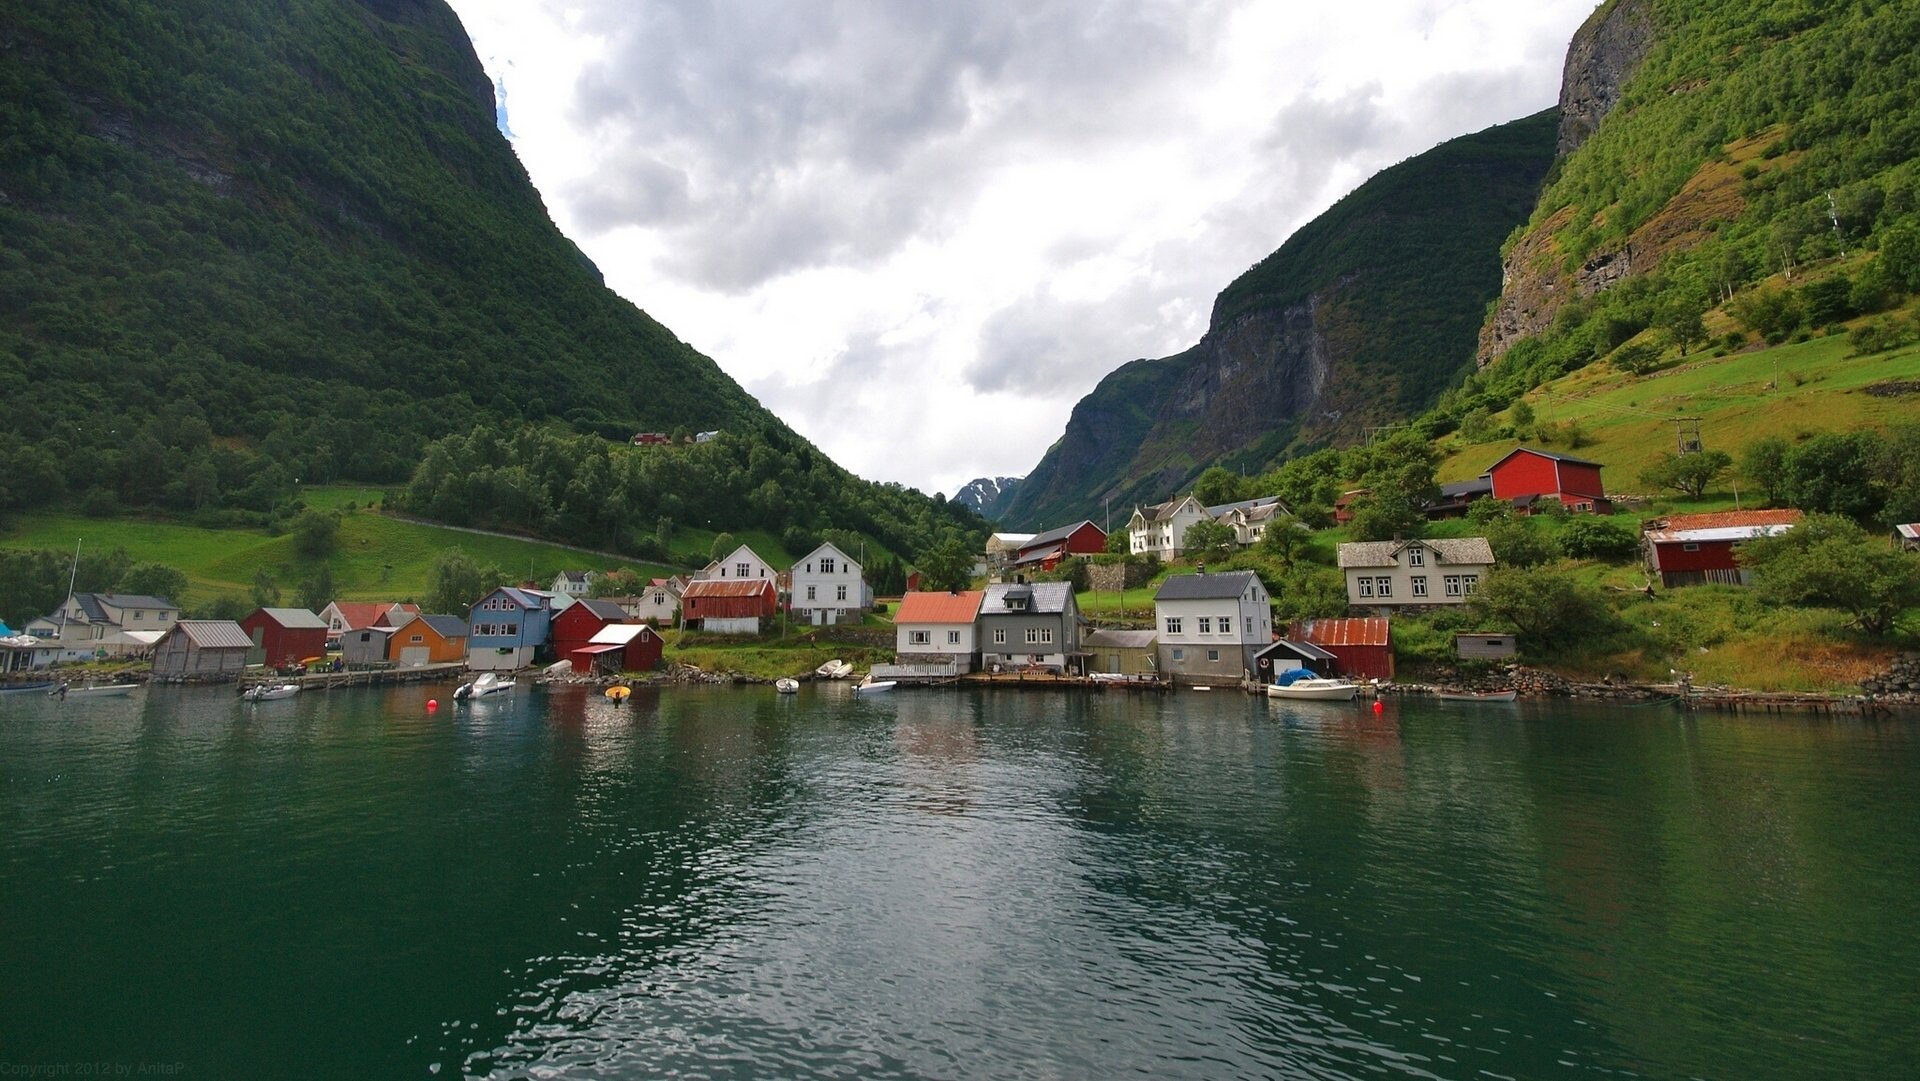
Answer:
2, 683, 1916, 1079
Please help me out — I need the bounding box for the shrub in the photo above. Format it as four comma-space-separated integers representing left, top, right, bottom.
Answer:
1559, 518, 1639, 561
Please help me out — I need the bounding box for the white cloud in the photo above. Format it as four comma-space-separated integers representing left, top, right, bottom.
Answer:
447, 0, 1596, 500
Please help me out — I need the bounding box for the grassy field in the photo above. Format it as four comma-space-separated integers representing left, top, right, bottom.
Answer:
1437, 303, 1920, 487
0, 488, 684, 608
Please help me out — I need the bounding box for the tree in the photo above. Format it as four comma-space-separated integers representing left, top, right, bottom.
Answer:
113, 562, 189, 606
291, 508, 341, 559
296, 563, 334, 612
1483, 516, 1560, 568
1181, 519, 1237, 564
1347, 491, 1425, 543
1103, 527, 1129, 555
1655, 297, 1708, 355
591, 568, 644, 597
1269, 566, 1350, 622
1741, 437, 1791, 506
1509, 400, 1536, 435
1879, 220, 1920, 292
250, 567, 281, 608
1740, 514, 1920, 636
1191, 466, 1247, 507
1786, 431, 1883, 519
1611, 341, 1663, 375
1558, 518, 1638, 561
1469, 566, 1617, 650
1731, 286, 1804, 341
1639, 450, 1732, 499
426, 548, 506, 615
916, 538, 975, 592
1258, 520, 1308, 567
709, 532, 737, 563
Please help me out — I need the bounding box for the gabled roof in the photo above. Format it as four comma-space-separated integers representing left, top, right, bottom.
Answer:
169, 620, 254, 649
1083, 628, 1157, 649
1133, 496, 1203, 523
327, 601, 415, 630
418, 614, 470, 639
1154, 569, 1259, 601
1897, 524, 1920, 541
567, 598, 632, 622
980, 581, 1075, 615
1255, 639, 1338, 663
93, 593, 177, 610
1021, 521, 1100, 550
1337, 537, 1495, 568
490, 586, 556, 609
588, 623, 657, 645
796, 541, 860, 569
1294, 617, 1390, 648
255, 607, 329, 629
556, 570, 593, 584
1644, 509, 1802, 544
683, 578, 776, 598
647, 576, 687, 592
1483, 446, 1604, 472
1203, 495, 1286, 518
895, 591, 984, 624
1438, 477, 1494, 498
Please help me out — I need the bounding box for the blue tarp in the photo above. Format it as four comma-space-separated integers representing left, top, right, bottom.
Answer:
1272, 668, 1316, 686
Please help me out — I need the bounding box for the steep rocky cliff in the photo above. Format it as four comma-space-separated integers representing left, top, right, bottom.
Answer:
1554, 0, 1655, 156
997, 110, 1557, 528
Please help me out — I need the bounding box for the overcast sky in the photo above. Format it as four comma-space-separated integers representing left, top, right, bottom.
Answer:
445, 0, 1596, 499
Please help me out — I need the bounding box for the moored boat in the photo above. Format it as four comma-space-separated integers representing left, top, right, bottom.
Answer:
1433, 688, 1518, 702
852, 678, 896, 695
815, 659, 853, 679
775, 677, 800, 694
454, 672, 515, 700
1, 681, 55, 695
57, 683, 139, 699
1266, 669, 1360, 701
243, 683, 301, 702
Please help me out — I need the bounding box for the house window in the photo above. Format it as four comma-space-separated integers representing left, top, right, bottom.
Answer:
736, 562, 751, 578
1165, 617, 1183, 635
1375, 577, 1392, 598
134, 611, 143, 620
1245, 617, 1253, 634
1411, 576, 1428, 598
1197, 617, 1211, 634
806, 586, 817, 601
1358, 578, 1373, 598
1042, 627, 1053, 644
1408, 548, 1425, 567
1026, 627, 1041, 645
1683, 543, 1701, 552
821, 557, 836, 574
1462, 575, 1479, 596
1171, 648, 1185, 661
410, 635, 423, 643
910, 630, 930, 645
1207, 649, 1219, 662
836, 585, 847, 601
1444, 575, 1462, 597
994, 628, 1007, 644
947, 630, 961, 645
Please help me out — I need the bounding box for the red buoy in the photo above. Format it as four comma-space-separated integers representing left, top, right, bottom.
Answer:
1371, 699, 1384, 714
427, 699, 439, 711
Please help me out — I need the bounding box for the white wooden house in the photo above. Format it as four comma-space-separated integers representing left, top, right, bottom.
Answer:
789, 542, 871, 626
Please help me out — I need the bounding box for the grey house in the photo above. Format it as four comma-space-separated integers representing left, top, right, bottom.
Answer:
978, 581, 1084, 674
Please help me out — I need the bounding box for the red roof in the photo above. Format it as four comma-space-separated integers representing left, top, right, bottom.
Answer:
1294, 617, 1390, 648
329, 601, 419, 630
895, 591, 984, 623
1646, 509, 1802, 532
683, 579, 776, 599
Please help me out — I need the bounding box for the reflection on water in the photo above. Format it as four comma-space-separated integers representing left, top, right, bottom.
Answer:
2, 685, 1916, 1078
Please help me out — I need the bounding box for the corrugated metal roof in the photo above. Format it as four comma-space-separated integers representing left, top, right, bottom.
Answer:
1898, 524, 1920, 540
589, 624, 656, 645
1021, 521, 1098, 549
683, 579, 776, 598
895, 591, 985, 623
257, 607, 329, 628
171, 620, 254, 649
1294, 617, 1390, 648
1154, 570, 1259, 601
1645, 509, 1802, 532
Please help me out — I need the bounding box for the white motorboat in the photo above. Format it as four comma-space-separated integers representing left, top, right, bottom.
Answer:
56, 683, 139, 698
775, 677, 800, 694
852, 678, 896, 695
1265, 672, 1360, 701
243, 683, 301, 702
815, 659, 854, 679
453, 672, 515, 700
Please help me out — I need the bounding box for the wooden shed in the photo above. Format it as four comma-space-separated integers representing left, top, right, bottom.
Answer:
152, 620, 253, 680
1291, 617, 1394, 681
386, 614, 469, 666
1455, 633, 1517, 661
341, 625, 395, 667
1253, 639, 1338, 679
1083, 628, 1158, 677
569, 624, 663, 675
240, 607, 330, 669
682, 579, 776, 634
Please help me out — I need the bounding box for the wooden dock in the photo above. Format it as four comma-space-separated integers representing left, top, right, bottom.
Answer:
239, 662, 466, 692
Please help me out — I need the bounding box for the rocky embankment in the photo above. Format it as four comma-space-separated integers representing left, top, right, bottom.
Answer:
1862, 655, 1920, 703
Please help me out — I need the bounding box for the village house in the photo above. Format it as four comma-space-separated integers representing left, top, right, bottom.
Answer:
340, 624, 395, 667
1337, 537, 1496, 609
318, 600, 420, 645
1642, 509, 1802, 587
549, 570, 597, 605
238, 607, 330, 669
1127, 495, 1289, 560
681, 579, 777, 634
1484, 447, 1612, 514
1898, 524, 1920, 552
1424, 477, 1495, 519
568, 623, 663, 675
1215, 498, 1292, 546
550, 598, 634, 659
384, 613, 469, 666
622, 577, 686, 624
1, 632, 65, 673
1152, 569, 1273, 685
24, 592, 180, 658
151, 620, 253, 680
789, 542, 871, 626
977, 581, 1083, 674
1007, 521, 1107, 573
465, 586, 558, 671
694, 544, 778, 584
1292, 617, 1394, 681
891, 590, 984, 672
1083, 628, 1159, 678
983, 532, 1035, 578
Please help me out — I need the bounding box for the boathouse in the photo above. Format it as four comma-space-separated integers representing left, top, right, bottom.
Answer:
239, 607, 330, 669
152, 620, 253, 680
386, 614, 469, 666
1291, 617, 1393, 681
569, 623, 663, 675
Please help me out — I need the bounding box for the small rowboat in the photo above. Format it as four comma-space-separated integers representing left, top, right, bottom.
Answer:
774, 678, 800, 694
815, 659, 854, 680
58, 683, 139, 698
852, 679, 896, 695
1432, 689, 1518, 703
604, 685, 632, 703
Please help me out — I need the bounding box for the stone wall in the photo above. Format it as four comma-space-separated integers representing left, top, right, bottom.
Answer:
1862, 654, 1920, 703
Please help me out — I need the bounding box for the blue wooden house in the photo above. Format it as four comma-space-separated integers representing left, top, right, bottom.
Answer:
465, 587, 558, 671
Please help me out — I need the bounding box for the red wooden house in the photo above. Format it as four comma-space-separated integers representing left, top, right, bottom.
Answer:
1009, 521, 1108, 571
682, 579, 778, 633
1291, 617, 1394, 681
569, 624, 663, 674
549, 599, 634, 658
1484, 447, 1611, 514
1643, 509, 1801, 587
239, 607, 330, 669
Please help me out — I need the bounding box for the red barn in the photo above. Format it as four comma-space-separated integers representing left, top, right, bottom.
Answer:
239, 607, 330, 669
550, 599, 633, 657
1643, 509, 1801, 587
1010, 521, 1108, 571
682, 579, 777, 633
569, 624, 663, 674
1291, 617, 1394, 681
1484, 447, 1611, 514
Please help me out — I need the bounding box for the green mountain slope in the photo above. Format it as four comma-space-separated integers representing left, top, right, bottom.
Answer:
998, 110, 1558, 528
1, 0, 759, 479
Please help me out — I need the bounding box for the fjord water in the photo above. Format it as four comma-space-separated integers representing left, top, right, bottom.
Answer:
2, 686, 1916, 1079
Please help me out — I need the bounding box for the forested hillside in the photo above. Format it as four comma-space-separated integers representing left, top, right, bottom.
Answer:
997, 111, 1558, 528
0, 0, 979, 557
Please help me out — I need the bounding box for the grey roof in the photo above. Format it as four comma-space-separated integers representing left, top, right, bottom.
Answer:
1203, 495, 1287, 518
1256, 639, 1338, 663
1337, 537, 1495, 568
1438, 477, 1494, 498
418, 614, 470, 638
572, 598, 632, 621
258, 607, 329, 629
980, 580, 1075, 615
1084, 628, 1158, 649
1022, 520, 1098, 549
74, 594, 108, 621
1154, 569, 1260, 601
92, 593, 177, 611
170, 620, 254, 649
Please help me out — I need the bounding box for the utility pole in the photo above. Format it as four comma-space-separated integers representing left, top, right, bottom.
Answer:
1674, 417, 1703, 456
